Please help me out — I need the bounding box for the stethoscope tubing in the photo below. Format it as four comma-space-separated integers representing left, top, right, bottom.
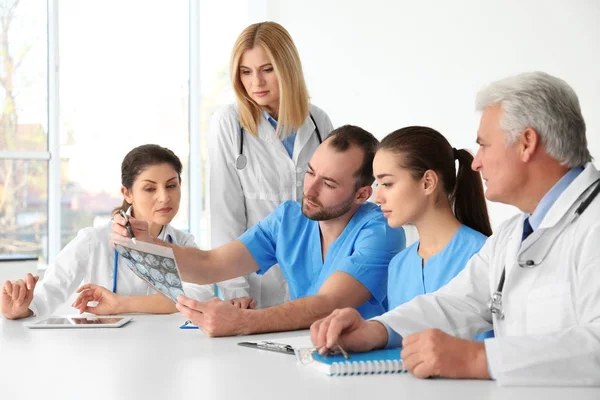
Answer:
236, 113, 322, 170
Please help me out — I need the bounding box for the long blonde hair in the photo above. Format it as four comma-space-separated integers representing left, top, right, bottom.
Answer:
230, 21, 309, 138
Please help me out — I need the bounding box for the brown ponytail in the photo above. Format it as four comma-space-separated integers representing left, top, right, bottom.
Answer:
452, 148, 492, 236
379, 126, 492, 236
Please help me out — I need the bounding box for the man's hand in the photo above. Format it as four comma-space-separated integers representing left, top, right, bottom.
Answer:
1, 273, 39, 320
228, 296, 257, 309
72, 284, 123, 315
111, 213, 153, 244
401, 329, 490, 379
176, 296, 250, 337
310, 307, 388, 354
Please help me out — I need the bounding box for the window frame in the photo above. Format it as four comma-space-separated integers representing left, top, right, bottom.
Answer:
1, 0, 203, 264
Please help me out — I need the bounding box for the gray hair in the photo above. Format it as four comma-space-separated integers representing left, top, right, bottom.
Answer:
475, 71, 590, 168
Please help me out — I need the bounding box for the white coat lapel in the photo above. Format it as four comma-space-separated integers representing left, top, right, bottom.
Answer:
257, 117, 277, 144
538, 163, 600, 230
503, 220, 522, 282
292, 114, 316, 165
257, 115, 297, 164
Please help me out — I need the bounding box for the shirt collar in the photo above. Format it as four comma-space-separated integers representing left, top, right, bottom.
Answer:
262, 110, 278, 130
528, 166, 584, 230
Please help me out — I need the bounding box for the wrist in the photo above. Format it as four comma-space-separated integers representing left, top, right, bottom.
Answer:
238, 308, 257, 335
6, 308, 33, 320
116, 296, 130, 314
367, 320, 389, 350
467, 342, 490, 379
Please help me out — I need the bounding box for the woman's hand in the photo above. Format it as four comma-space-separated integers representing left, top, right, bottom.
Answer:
310, 307, 388, 354
1, 273, 39, 320
228, 296, 257, 309
110, 213, 153, 244
72, 283, 123, 315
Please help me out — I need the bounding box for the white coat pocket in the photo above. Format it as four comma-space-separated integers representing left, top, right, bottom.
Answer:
526, 283, 575, 335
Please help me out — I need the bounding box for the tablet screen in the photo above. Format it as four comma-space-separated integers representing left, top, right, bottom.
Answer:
70, 317, 125, 325
35, 317, 126, 325
28, 316, 132, 328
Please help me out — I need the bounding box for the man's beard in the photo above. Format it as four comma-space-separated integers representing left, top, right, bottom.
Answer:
301, 194, 355, 221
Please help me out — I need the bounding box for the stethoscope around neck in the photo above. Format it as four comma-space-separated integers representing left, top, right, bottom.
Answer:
235, 113, 322, 170
112, 233, 172, 293
488, 178, 600, 320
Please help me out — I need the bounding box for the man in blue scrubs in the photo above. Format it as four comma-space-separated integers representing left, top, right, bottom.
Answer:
114, 125, 405, 337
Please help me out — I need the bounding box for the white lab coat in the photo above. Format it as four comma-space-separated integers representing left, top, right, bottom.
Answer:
208, 103, 333, 309
29, 222, 214, 318
374, 162, 600, 386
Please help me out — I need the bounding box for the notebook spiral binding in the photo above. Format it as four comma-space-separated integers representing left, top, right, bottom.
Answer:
329, 359, 407, 376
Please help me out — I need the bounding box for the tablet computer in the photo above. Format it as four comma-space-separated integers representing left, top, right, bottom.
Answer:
26, 316, 133, 329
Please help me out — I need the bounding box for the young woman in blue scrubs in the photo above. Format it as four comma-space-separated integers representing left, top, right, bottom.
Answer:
373, 126, 493, 340
1, 145, 217, 320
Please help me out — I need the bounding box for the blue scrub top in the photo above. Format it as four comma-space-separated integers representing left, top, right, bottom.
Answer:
239, 201, 406, 319
387, 225, 494, 340
264, 111, 296, 158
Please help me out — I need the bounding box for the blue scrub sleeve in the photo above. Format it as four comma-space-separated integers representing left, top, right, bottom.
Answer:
238, 205, 282, 274
335, 221, 405, 305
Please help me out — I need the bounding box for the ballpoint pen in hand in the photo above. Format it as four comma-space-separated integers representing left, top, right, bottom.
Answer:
316, 342, 350, 359
295, 342, 350, 364
118, 210, 137, 244
335, 343, 350, 359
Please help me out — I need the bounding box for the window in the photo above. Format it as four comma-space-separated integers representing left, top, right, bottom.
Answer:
1, 0, 258, 263
197, 0, 249, 248
0, 0, 49, 261
58, 2, 191, 247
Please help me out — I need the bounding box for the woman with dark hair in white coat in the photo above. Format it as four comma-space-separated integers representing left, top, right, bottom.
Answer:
1, 144, 215, 319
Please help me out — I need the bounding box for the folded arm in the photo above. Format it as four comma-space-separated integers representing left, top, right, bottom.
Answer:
177, 271, 372, 337
244, 271, 372, 334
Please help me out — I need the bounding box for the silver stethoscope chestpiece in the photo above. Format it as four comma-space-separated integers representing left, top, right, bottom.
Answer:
488, 291, 505, 320
235, 154, 247, 170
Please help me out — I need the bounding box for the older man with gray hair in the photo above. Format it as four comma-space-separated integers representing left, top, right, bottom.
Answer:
310, 71, 600, 386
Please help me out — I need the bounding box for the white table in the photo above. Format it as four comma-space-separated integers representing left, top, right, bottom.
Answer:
1, 314, 598, 400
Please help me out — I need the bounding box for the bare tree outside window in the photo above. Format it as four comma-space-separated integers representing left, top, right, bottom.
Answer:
0, 0, 48, 259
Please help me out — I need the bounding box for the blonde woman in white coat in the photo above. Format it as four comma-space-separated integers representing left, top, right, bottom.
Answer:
1, 144, 215, 320
209, 22, 333, 309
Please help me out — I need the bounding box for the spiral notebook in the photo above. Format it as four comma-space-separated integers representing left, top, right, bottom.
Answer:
308, 348, 406, 376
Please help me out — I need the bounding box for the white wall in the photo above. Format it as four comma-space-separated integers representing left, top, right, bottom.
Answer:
262, 0, 600, 228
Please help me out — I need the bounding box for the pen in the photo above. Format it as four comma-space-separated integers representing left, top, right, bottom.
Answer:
238, 341, 295, 355
119, 210, 137, 244
314, 343, 350, 359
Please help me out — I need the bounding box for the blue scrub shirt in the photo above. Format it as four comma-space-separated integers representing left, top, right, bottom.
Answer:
239, 201, 406, 319
387, 224, 494, 340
